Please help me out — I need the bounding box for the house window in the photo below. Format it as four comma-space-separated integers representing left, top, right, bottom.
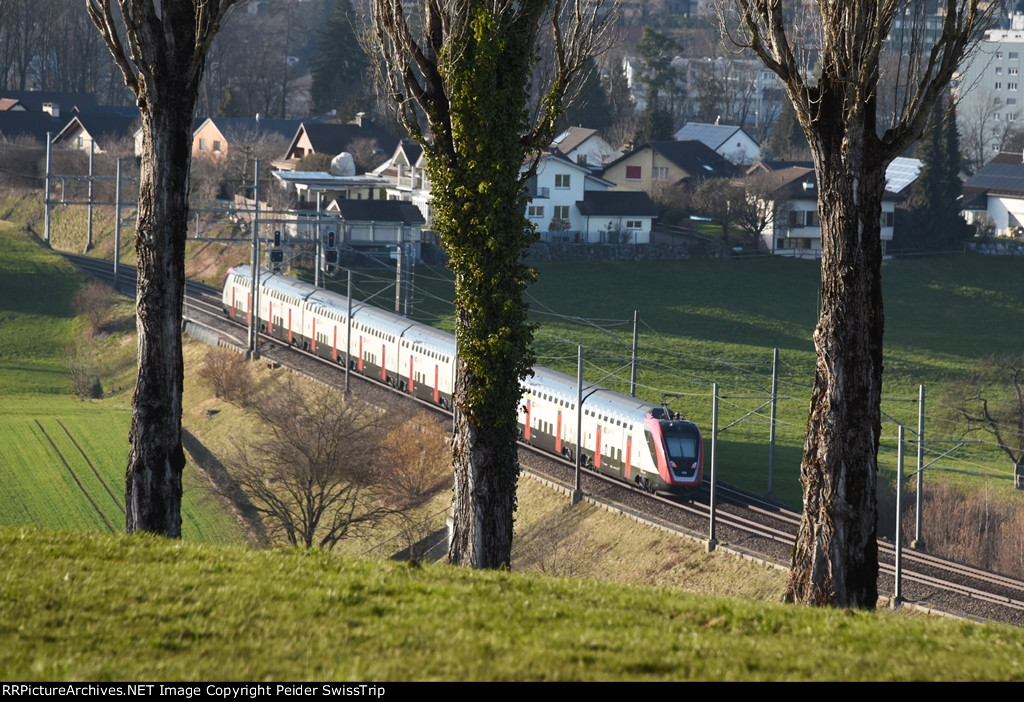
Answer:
995, 82, 1003, 90
788, 210, 804, 228
1011, 113, 1019, 122
880, 211, 894, 228
199, 138, 208, 151
1011, 83, 1019, 91
653, 167, 669, 181
576, 154, 588, 165
995, 112, 1001, 120
1011, 52, 1019, 60
995, 97, 1003, 105
625, 165, 642, 180
996, 51, 1003, 59
1010, 98, 1018, 105
806, 210, 820, 227
527, 205, 544, 217
625, 220, 642, 229
1011, 68, 1019, 76
555, 174, 570, 189
553, 205, 569, 220
997, 66, 1005, 75
213, 140, 222, 153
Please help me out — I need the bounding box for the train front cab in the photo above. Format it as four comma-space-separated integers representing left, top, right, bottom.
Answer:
643, 410, 703, 495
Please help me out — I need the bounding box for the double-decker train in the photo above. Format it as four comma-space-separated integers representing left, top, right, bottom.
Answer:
222, 265, 703, 495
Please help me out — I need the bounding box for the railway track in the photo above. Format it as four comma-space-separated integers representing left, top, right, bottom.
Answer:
66, 254, 1024, 626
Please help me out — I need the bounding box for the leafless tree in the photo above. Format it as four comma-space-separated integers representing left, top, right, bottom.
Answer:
959, 87, 1019, 172
231, 379, 397, 551
87, 0, 243, 536
719, 0, 988, 607
367, 0, 614, 568
73, 279, 117, 338
947, 357, 1024, 469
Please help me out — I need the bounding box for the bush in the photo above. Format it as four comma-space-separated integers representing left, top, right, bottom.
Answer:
63, 345, 103, 399
197, 348, 255, 405
73, 280, 117, 337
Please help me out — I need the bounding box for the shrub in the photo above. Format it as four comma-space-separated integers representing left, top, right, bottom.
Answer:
197, 348, 255, 405
73, 280, 116, 337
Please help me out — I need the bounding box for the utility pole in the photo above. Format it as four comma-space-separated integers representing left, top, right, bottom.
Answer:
86, 141, 95, 252
248, 160, 261, 361
44, 133, 52, 245
630, 309, 639, 397
767, 347, 779, 498
113, 158, 122, 292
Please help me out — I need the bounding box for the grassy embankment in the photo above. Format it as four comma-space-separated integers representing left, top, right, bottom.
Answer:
2, 525, 1023, 681
0, 195, 788, 598
0, 211, 245, 544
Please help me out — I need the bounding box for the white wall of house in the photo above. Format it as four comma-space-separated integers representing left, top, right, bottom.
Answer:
762, 195, 895, 257
527, 157, 591, 235
578, 215, 653, 244
561, 135, 617, 169
983, 194, 1024, 235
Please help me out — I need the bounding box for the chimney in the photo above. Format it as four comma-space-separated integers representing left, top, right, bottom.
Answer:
43, 102, 59, 118
354, 111, 366, 127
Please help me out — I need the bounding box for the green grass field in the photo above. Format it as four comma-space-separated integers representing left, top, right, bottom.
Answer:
1, 526, 1022, 681
393, 254, 1024, 506
0, 219, 245, 544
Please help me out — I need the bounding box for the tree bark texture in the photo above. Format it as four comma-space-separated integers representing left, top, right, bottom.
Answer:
125, 97, 194, 536
88, 0, 239, 535
728, 0, 982, 607
787, 115, 886, 607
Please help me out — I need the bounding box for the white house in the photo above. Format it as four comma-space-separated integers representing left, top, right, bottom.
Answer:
961, 151, 1024, 236
756, 166, 896, 257
549, 126, 619, 169
372, 139, 432, 223
526, 152, 658, 243
673, 122, 761, 165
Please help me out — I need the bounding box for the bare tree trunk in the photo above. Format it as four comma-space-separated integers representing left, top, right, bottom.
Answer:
125, 90, 195, 536
787, 117, 885, 607
88, 0, 240, 536
448, 359, 519, 568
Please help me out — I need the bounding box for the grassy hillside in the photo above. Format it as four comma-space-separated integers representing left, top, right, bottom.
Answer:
0, 218, 246, 544
403, 255, 1024, 506
1, 526, 1022, 681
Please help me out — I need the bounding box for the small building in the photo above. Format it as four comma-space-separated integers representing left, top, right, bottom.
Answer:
754, 165, 896, 257
372, 139, 432, 223
527, 151, 658, 243
53, 113, 139, 154
961, 151, 1024, 236
549, 126, 619, 169
269, 169, 422, 255
673, 122, 761, 165
277, 116, 399, 171
192, 116, 302, 161
600, 140, 737, 195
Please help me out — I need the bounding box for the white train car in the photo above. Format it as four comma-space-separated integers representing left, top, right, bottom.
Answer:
520, 367, 702, 494
223, 265, 701, 495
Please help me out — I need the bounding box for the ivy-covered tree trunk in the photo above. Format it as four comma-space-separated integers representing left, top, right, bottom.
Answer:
371, 0, 606, 568
426, 13, 540, 568
89, 0, 240, 535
